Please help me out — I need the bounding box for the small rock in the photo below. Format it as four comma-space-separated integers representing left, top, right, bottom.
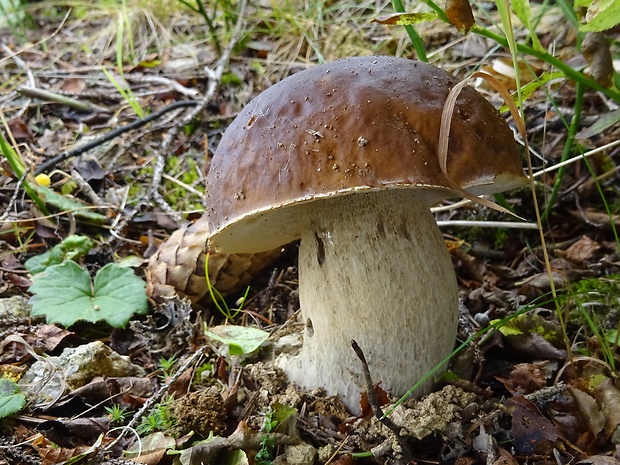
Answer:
273, 442, 316, 465
390, 385, 477, 440
0, 295, 31, 320
19, 340, 145, 405
317, 444, 339, 463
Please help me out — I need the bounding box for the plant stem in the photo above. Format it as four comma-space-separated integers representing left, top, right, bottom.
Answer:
541, 81, 585, 221
179, 0, 222, 55
420, 0, 449, 23
392, 0, 428, 62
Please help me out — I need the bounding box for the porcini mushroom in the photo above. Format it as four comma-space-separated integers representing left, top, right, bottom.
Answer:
206, 56, 526, 413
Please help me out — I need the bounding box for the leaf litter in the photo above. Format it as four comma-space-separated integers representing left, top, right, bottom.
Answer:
1, 1, 620, 464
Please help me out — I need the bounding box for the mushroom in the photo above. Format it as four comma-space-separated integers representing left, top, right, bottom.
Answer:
206, 56, 526, 413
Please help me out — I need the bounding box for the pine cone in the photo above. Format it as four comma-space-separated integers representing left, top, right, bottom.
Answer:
146, 215, 285, 306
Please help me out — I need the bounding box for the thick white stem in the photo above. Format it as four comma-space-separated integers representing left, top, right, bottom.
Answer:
281, 189, 459, 414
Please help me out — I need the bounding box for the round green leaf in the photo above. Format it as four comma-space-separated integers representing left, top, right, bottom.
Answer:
29, 261, 148, 328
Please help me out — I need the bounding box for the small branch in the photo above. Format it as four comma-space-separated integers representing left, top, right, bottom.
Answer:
17, 86, 102, 113
436, 220, 539, 229
69, 169, 108, 207
34, 100, 199, 175
351, 340, 413, 463
123, 74, 200, 98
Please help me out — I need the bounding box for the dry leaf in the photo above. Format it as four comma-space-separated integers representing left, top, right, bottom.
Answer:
495, 362, 552, 395
582, 32, 613, 87
559, 235, 602, 266
446, 0, 475, 33
578, 455, 620, 465
509, 396, 559, 455
569, 386, 606, 437
595, 378, 620, 443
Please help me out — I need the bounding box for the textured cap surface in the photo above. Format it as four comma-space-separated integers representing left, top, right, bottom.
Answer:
207, 56, 526, 253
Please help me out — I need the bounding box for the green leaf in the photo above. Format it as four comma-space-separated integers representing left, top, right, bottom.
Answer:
36, 185, 107, 223
25, 235, 94, 274
271, 402, 297, 426
499, 71, 565, 112
510, 0, 544, 52
29, 261, 148, 328
0, 133, 49, 215
492, 313, 561, 343
205, 325, 269, 355
0, 379, 26, 419
577, 107, 620, 139
580, 0, 620, 31
228, 450, 250, 465
372, 11, 437, 26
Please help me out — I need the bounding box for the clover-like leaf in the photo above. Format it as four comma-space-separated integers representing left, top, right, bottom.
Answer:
29, 261, 148, 328
25, 235, 94, 274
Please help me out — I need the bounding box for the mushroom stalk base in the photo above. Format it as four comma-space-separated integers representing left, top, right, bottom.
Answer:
281, 189, 459, 414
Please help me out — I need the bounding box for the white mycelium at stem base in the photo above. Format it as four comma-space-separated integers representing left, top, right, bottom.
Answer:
280, 188, 459, 414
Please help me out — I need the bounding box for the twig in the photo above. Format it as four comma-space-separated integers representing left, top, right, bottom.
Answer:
351, 339, 413, 463
17, 85, 102, 112
161, 172, 207, 201
436, 220, 539, 229
123, 74, 200, 98
34, 100, 199, 175
69, 169, 108, 207
0, 171, 28, 222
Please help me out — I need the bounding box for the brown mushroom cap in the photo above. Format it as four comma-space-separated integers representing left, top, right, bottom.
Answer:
207, 56, 526, 253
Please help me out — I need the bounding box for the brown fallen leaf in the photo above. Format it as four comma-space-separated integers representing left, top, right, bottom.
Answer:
595, 377, 620, 443
570, 208, 620, 229
558, 235, 602, 266
582, 32, 613, 87
508, 396, 559, 455
493, 447, 520, 465
359, 382, 389, 418
60, 77, 86, 93
34, 325, 79, 353
569, 386, 606, 438
70, 376, 153, 405
495, 361, 555, 395
8, 117, 35, 141
37, 417, 110, 448
578, 455, 620, 465
446, 0, 475, 33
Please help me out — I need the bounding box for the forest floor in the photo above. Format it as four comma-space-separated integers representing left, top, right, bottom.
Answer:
1, 1, 620, 464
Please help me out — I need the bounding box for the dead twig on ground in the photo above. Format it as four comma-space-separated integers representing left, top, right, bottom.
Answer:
351, 339, 413, 463
34, 100, 198, 175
